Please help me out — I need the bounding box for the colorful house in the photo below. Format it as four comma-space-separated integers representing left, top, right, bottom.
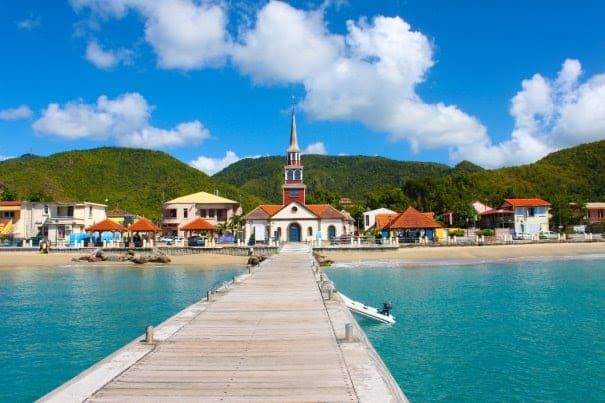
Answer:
379, 207, 441, 241
244, 111, 352, 244
497, 198, 551, 236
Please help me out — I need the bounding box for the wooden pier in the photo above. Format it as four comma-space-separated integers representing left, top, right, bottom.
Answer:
40, 243, 406, 402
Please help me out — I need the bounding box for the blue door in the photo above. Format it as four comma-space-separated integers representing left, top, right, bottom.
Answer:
328, 225, 336, 240
288, 224, 301, 242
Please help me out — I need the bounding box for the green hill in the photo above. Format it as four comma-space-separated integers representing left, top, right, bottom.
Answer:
214, 155, 452, 204
0, 147, 264, 220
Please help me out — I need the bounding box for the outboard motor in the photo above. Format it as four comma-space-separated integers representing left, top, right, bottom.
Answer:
379, 301, 393, 316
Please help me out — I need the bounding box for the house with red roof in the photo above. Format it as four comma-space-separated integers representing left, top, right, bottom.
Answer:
244, 111, 353, 244
496, 198, 551, 236
377, 207, 441, 241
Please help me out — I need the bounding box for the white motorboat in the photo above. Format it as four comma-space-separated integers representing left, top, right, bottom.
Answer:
339, 293, 395, 324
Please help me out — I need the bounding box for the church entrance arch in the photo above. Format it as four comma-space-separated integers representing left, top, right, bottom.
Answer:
288, 223, 301, 242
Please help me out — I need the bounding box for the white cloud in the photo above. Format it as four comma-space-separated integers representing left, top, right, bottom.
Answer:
86, 40, 131, 68
0, 105, 33, 120
190, 150, 243, 175
303, 141, 327, 155
452, 59, 605, 167
32, 92, 210, 148
72, 0, 231, 69
0, 155, 13, 161
69, 2, 605, 167
232, 1, 342, 83
17, 15, 41, 30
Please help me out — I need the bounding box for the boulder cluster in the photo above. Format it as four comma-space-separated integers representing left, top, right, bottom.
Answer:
73, 247, 171, 264
247, 255, 267, 266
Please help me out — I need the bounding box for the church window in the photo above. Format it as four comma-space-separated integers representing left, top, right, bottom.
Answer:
287, 170, 294, 180
290, 189, 299, 197
294, 170, 301, 180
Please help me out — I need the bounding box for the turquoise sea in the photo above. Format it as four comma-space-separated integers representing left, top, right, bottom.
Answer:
1, 257, 604, 402
0, 264, 242, 402
326, 256, 605, 401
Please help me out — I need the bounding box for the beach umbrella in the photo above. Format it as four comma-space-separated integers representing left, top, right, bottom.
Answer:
179, 217, 217, 239
85, 219, 127, 246
129, 217, 161, 238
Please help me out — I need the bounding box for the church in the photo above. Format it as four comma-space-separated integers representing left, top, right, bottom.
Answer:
244, 112, 353, 244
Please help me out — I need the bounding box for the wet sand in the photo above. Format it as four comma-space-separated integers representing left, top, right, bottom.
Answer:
323, 242, 605, 265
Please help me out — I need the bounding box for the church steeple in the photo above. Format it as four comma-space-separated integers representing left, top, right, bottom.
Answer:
283, 109, 306, 205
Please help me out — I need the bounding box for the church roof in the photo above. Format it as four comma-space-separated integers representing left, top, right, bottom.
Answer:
306, 204, 346, 219
245, 205, 283, 219
287, 110, 301, 153
166, 191, 238, 205
245, 203, 347, 220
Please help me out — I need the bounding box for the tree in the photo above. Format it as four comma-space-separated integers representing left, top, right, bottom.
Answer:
0, 185, 17, 201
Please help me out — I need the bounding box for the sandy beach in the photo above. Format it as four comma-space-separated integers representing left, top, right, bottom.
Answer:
322, 242, 605, 265
0, 251, 249, 269
0, 242, 604, 269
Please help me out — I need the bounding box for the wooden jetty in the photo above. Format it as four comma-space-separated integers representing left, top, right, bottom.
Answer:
40, 243, 407, 402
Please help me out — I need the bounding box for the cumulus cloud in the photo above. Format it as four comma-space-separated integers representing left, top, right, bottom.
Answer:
0, 105, 33, 120
32, 92, 210, 148
302, 142, 327, 155
86, 40, 131, 68
236, 4, 488, 154
232, 1, 342, 83
452, 59, 605, 167
72, 0, 231, 69
190, 150, 244, 175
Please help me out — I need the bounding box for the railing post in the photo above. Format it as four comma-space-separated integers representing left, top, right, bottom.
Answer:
345, 323, 353, 342
145, 326, 154, 344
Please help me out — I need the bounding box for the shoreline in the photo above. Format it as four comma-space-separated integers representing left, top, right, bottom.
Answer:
1, 242, 604, 269
0, 251, 249, 269
322, 242, 605, 266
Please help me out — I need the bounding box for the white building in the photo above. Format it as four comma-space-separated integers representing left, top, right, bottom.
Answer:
244, 111, 352, 244
363, 208, 397, 231
4, 201, 107, 243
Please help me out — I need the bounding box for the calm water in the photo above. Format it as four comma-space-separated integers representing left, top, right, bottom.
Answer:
326, 257, 605, 402
0, 264, 242, 402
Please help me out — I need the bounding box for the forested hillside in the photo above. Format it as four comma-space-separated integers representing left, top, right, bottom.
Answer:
214, 155, 453, 204
0, 147, 264, 219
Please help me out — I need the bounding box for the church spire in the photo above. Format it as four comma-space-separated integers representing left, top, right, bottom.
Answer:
287, 108, 300, 153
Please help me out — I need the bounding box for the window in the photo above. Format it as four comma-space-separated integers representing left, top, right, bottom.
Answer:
67, 206, 74, 217
528, 207, 536, 217
515, 207, 523, 216
217, 209, 227, 221
88, 206, 93, 218
307, 227, 313, 236
365, 215, 370, 226
287, 170, 294, 180
294, 170, 301, 180
208, 209, 215, 218
183, 208, 188, 219
43, 205, 49, 215
166, 209, 177, 218
290, 189, 299, 197
199, 209, 207, 217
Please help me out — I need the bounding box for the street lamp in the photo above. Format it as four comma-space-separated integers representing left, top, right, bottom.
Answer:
466, 217, 469, 236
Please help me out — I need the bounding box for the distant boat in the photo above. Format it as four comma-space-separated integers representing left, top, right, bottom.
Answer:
340, 293, 395, 324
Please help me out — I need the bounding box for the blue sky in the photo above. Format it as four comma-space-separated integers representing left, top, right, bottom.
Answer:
2, 1, 605, 174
